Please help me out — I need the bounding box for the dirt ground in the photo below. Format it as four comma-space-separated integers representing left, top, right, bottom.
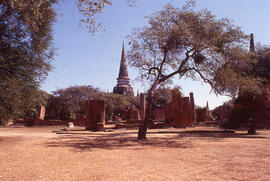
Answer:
0, 126, 269, 181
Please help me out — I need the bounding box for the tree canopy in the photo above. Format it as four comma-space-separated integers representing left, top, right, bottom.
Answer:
0, 0, 136, 122
75, 0, 112, 34
74, 0, 135, 34
0, 0, 56, 120
47, 85, 138, 121
255, 46, 270, 81
127, 2, 255, 140
222, 46, 270, 133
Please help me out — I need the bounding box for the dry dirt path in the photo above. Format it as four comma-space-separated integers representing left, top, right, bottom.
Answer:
0, 126, 269, 181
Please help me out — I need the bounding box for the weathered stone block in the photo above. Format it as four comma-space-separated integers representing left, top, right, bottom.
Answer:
189, 92, 196, 124
121, 105, 140, 121
38, 106, 46, 120
183, 97, 192, 126
85, 100, 105, 131
169, 89, 184, 128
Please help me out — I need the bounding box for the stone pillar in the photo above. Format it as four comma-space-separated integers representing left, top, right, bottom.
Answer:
250, 33, 255, 52
189, 92, 196, 124
85, 100, 105, 131
38, 106, 46, 120
170, 89, 184, 128
140, 93, 146, 120
183, 97, 192, 126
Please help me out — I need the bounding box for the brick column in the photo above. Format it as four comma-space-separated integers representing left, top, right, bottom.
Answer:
170, 89, 183, 128
183, 97, 192, 126
85, 100, 105, 131
38, 106, 46, 120
189, 92, 196, 124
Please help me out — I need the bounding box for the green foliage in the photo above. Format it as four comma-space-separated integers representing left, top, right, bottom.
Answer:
233, 46, 270, 98
128, 1, 256, 140
23, 90, 51, 119
128, 2, 251, 97
0, 0, 135, 121
256, 47, 270, 81
102, 93, 138, 120
47, 85, 138, 121
76, 0, 112, 34
75, 0, 136, 34
47, 85, 100, 120
0, 0, 56, 120
152, 88, 173, 107
223, 46, 270, 131
212, 98, 234, 121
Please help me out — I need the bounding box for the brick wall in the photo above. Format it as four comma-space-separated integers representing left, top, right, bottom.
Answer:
196, 108, 207, 122
85, 100, 105, 131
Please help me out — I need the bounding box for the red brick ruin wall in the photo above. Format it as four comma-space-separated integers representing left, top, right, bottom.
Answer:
164, 103, 173, 122
167, 90, 196, 127
182, 97, 192, 126
85, 100, 105, 131
138, 90, 196, 128
196, 108, 207, 122
32, 106, 66, 126
73, 114, 86, 126
229, 83, 270, 124
34, 119, 67, 126
169, 90, 183, 127
121, 105, 140, 121
189, 92, 196, 124
153, 107, 165, 121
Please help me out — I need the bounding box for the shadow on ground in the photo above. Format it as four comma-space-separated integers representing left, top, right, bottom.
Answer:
45, 128, 268, 151
154, 130, 268, 139
46, 133, 192, 151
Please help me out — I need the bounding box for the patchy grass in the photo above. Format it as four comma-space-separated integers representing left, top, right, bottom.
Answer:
0, 126, 269, 181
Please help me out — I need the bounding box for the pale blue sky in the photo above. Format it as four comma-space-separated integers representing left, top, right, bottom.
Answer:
41, 0, 270, 109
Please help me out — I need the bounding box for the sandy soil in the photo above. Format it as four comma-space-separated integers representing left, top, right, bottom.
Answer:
0, 126, 269, 181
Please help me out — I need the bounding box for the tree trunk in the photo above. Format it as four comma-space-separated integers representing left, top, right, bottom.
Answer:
138, 122, 148, 140
137, 88, 155, 140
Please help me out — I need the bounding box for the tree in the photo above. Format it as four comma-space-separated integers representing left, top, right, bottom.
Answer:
152, 88, 173, 107
256, 46, 270, 80
127, 2, 254, 140
47, 85, 138, 121
0, 0, 56, 121
0, 0, 135, 122
74, 0, 136, 34
224, 46, 270, 134
48, 85, 100, 120
212, 98, 234, 123
102, 93, 138, 120
74, 0, 112, 34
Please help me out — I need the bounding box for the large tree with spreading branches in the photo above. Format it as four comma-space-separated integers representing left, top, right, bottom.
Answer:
127, 2, 258, 140
0, 0, 56, 121
0, 0, 131, 122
